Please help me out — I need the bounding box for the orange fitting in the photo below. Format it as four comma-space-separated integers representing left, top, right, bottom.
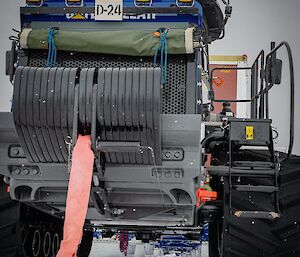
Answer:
152, 31, 161, 37
196, 188, 217, 207
212, 76, 225, 88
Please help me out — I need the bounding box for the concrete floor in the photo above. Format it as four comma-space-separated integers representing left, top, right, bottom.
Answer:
89, 240, 209, 257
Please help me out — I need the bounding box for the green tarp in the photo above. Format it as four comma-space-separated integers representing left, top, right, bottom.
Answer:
21, 28, 193, 56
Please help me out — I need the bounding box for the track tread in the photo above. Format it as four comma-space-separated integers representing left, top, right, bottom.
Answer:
222, 156, 300, 257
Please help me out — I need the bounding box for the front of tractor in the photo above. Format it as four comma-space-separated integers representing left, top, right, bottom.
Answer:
1, 1, 299, 257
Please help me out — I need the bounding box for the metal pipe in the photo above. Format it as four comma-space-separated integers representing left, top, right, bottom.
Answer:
258, 51, 265, 119
265, 41, 295, 162
265, 42, 276, 119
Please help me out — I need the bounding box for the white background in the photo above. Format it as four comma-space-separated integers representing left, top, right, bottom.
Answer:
0, 0, 299, 155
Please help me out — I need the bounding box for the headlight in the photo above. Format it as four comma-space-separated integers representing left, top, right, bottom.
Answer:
65, 0, 84, 6
134, 0, 152, 7
26, 0, 43, 7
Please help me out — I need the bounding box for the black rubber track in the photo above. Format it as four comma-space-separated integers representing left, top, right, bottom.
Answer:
0, 178, 93, 257
0, 180, 24, 257
221, 155, 300, 257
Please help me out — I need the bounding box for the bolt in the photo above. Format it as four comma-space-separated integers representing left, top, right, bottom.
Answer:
174, 151, 181, 158
165, 151, 171, 158
165, 171, 171, 178
174, 172, 181, 178
12, 148, 19, 156
13, 168, 21, 175
31, 169, 39, 175
22, 169, 29, 175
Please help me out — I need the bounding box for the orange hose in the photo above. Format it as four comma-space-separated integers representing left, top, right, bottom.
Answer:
57, 135, 94, 257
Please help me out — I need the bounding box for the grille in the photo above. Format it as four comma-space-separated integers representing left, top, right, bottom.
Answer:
28, 50, 187, 114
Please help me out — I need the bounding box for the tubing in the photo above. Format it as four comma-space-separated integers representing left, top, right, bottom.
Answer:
56, 135, 94, 257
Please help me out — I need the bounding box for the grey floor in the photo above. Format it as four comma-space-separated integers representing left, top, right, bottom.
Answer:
89, 240, 208, 257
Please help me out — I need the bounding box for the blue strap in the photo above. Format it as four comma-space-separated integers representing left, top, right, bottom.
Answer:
47, 28, 59, 67
153, 28, 169, 85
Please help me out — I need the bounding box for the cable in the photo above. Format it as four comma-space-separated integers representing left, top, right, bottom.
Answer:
153, 28, 169, 85
47, 28, 59, 67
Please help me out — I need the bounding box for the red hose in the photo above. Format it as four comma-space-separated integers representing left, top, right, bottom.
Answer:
57, 135, 94, 257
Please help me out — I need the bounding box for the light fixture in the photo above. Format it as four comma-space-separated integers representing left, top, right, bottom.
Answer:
65, 0, 84, 7
26, 0, 43, 7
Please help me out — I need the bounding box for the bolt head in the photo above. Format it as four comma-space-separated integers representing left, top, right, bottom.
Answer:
22, 169, 29, 175
165, 151, 171, 158
31, 169, 39, 175
13, 168, 21, 175
12, 149, 19, 156
174, 151, 181, 158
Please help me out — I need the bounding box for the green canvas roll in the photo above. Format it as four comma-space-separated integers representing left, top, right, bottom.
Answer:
21, 28, 194, 56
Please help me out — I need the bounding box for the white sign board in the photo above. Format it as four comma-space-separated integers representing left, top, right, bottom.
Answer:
95, 0, 123, 21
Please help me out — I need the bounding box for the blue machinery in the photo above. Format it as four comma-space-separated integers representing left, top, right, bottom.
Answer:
22, 0, 204, 25
2, 1, 298, 257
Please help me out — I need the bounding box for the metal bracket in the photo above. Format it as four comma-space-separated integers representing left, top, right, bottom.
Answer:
96, 140, 141, 153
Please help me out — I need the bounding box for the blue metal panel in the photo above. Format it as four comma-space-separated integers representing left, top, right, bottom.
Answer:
21, 0, 203, 27
155, 235, 202, 253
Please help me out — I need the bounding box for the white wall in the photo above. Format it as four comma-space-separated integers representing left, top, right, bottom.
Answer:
0, 1, 24, 112
0, 0, 299, 154
210, 0, 300, 155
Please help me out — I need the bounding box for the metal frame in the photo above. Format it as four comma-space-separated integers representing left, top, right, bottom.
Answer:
208, 42, 295, 162
20, 6, 200, 15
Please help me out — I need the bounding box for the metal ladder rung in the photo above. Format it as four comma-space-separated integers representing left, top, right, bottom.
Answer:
230, 168, 276, 176
234, 211, 280, 220
234, 185, 278, 193
232, 161, 274, 169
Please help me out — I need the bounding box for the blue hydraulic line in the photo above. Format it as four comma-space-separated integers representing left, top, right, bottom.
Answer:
153, 28, 169, 85
47, 27, 59, 67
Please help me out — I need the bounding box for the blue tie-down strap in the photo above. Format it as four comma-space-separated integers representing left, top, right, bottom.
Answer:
47, 28, 59, 67
153, 28, 169, 85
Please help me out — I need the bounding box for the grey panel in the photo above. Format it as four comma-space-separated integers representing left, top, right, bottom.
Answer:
85, 68, 94, 128
0, 113, 201, 227
47, 68, 64, 163
118, 68, 129, 163
186, 58, 196, 114
28, 50, 189, 115
20, 67, 39, 162
139, 68, 148, 164
111, 68, 123, 163
13, 67, 33, 162
61, 68, 70, 145
132, 68, 142, 164
146, 68, 154, 163
67, 68, 77, 136
27, 68, 47, 162
12, 67, 162, 165
54, 68, 68, 161
104, 68, 115, 163
97, 69, 106, 141
124, 68, 136, 164
40, 68, 58, 162
33, 68, 52, 162
79, 68, 87, 128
